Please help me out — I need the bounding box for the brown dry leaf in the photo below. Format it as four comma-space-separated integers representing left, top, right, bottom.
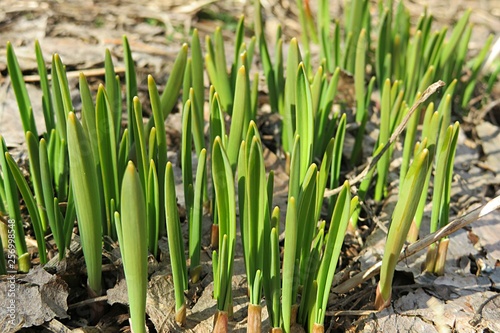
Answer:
467, 230, 480, 248
443, 211, 500, 277
106, 278, 129, 306
106, 271, 177, 332
145, 272, 177, 332
0, 267, 69, 332
0, 80, 45, 147
476, 121, 500, 184
360, 287, 500, 333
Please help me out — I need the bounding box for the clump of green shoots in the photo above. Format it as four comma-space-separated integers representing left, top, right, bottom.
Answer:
0, 135, 30, 272
1, 2, 498, 333
212, 138, 237, 332
67, 112, 103, 297
375, 146, 431, 309
425, 121, 460, 275
238, 122, 271, 333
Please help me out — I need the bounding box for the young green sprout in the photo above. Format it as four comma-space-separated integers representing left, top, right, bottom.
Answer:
165, 162, 188, 325
376, 147, 431, 310
189, 149, 207, 283
67, 112, 103, 298
238, 122, 269, 333
2, 1, 498, 331
425, 122, 460, 275
5, 149, 47, 265
115, 162, 148, 333
212, 138, 237, 332
312, 181, 356, 332
0, 135, 30, 272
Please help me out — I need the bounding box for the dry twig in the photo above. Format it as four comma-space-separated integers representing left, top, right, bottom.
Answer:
324, 80, 446, 197
332, 195, 500, 294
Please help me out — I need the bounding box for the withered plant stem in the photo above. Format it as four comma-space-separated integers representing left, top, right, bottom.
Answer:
312, 323, 324, 333
425, 243, 438, 273
175, 303, 187, 326
87, 283, 104, 325
213, 310, 228, 333
211, 224, 219, 249
291, 304, 299, 325
247, 304, 262, 333
406, 219, 419, 243
374, 283, 391, 311
434, 238, 450, 276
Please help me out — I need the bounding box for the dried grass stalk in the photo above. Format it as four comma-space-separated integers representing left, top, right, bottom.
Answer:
213, 310, 228, 333
247, 304, 261, 333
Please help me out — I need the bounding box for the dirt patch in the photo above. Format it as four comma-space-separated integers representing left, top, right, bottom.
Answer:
1, 1, 500, 332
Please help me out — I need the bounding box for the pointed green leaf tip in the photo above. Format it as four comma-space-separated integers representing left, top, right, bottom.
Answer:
6, 41, 38, 138
120, 161, 148, 333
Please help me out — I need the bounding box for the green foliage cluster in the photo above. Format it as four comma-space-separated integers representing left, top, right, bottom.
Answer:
0, 1, 496, 332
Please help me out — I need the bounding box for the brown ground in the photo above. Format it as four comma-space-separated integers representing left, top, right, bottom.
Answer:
1, 1, 500, 332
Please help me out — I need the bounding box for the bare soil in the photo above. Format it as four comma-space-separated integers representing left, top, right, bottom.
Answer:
1, 1, 500, 332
